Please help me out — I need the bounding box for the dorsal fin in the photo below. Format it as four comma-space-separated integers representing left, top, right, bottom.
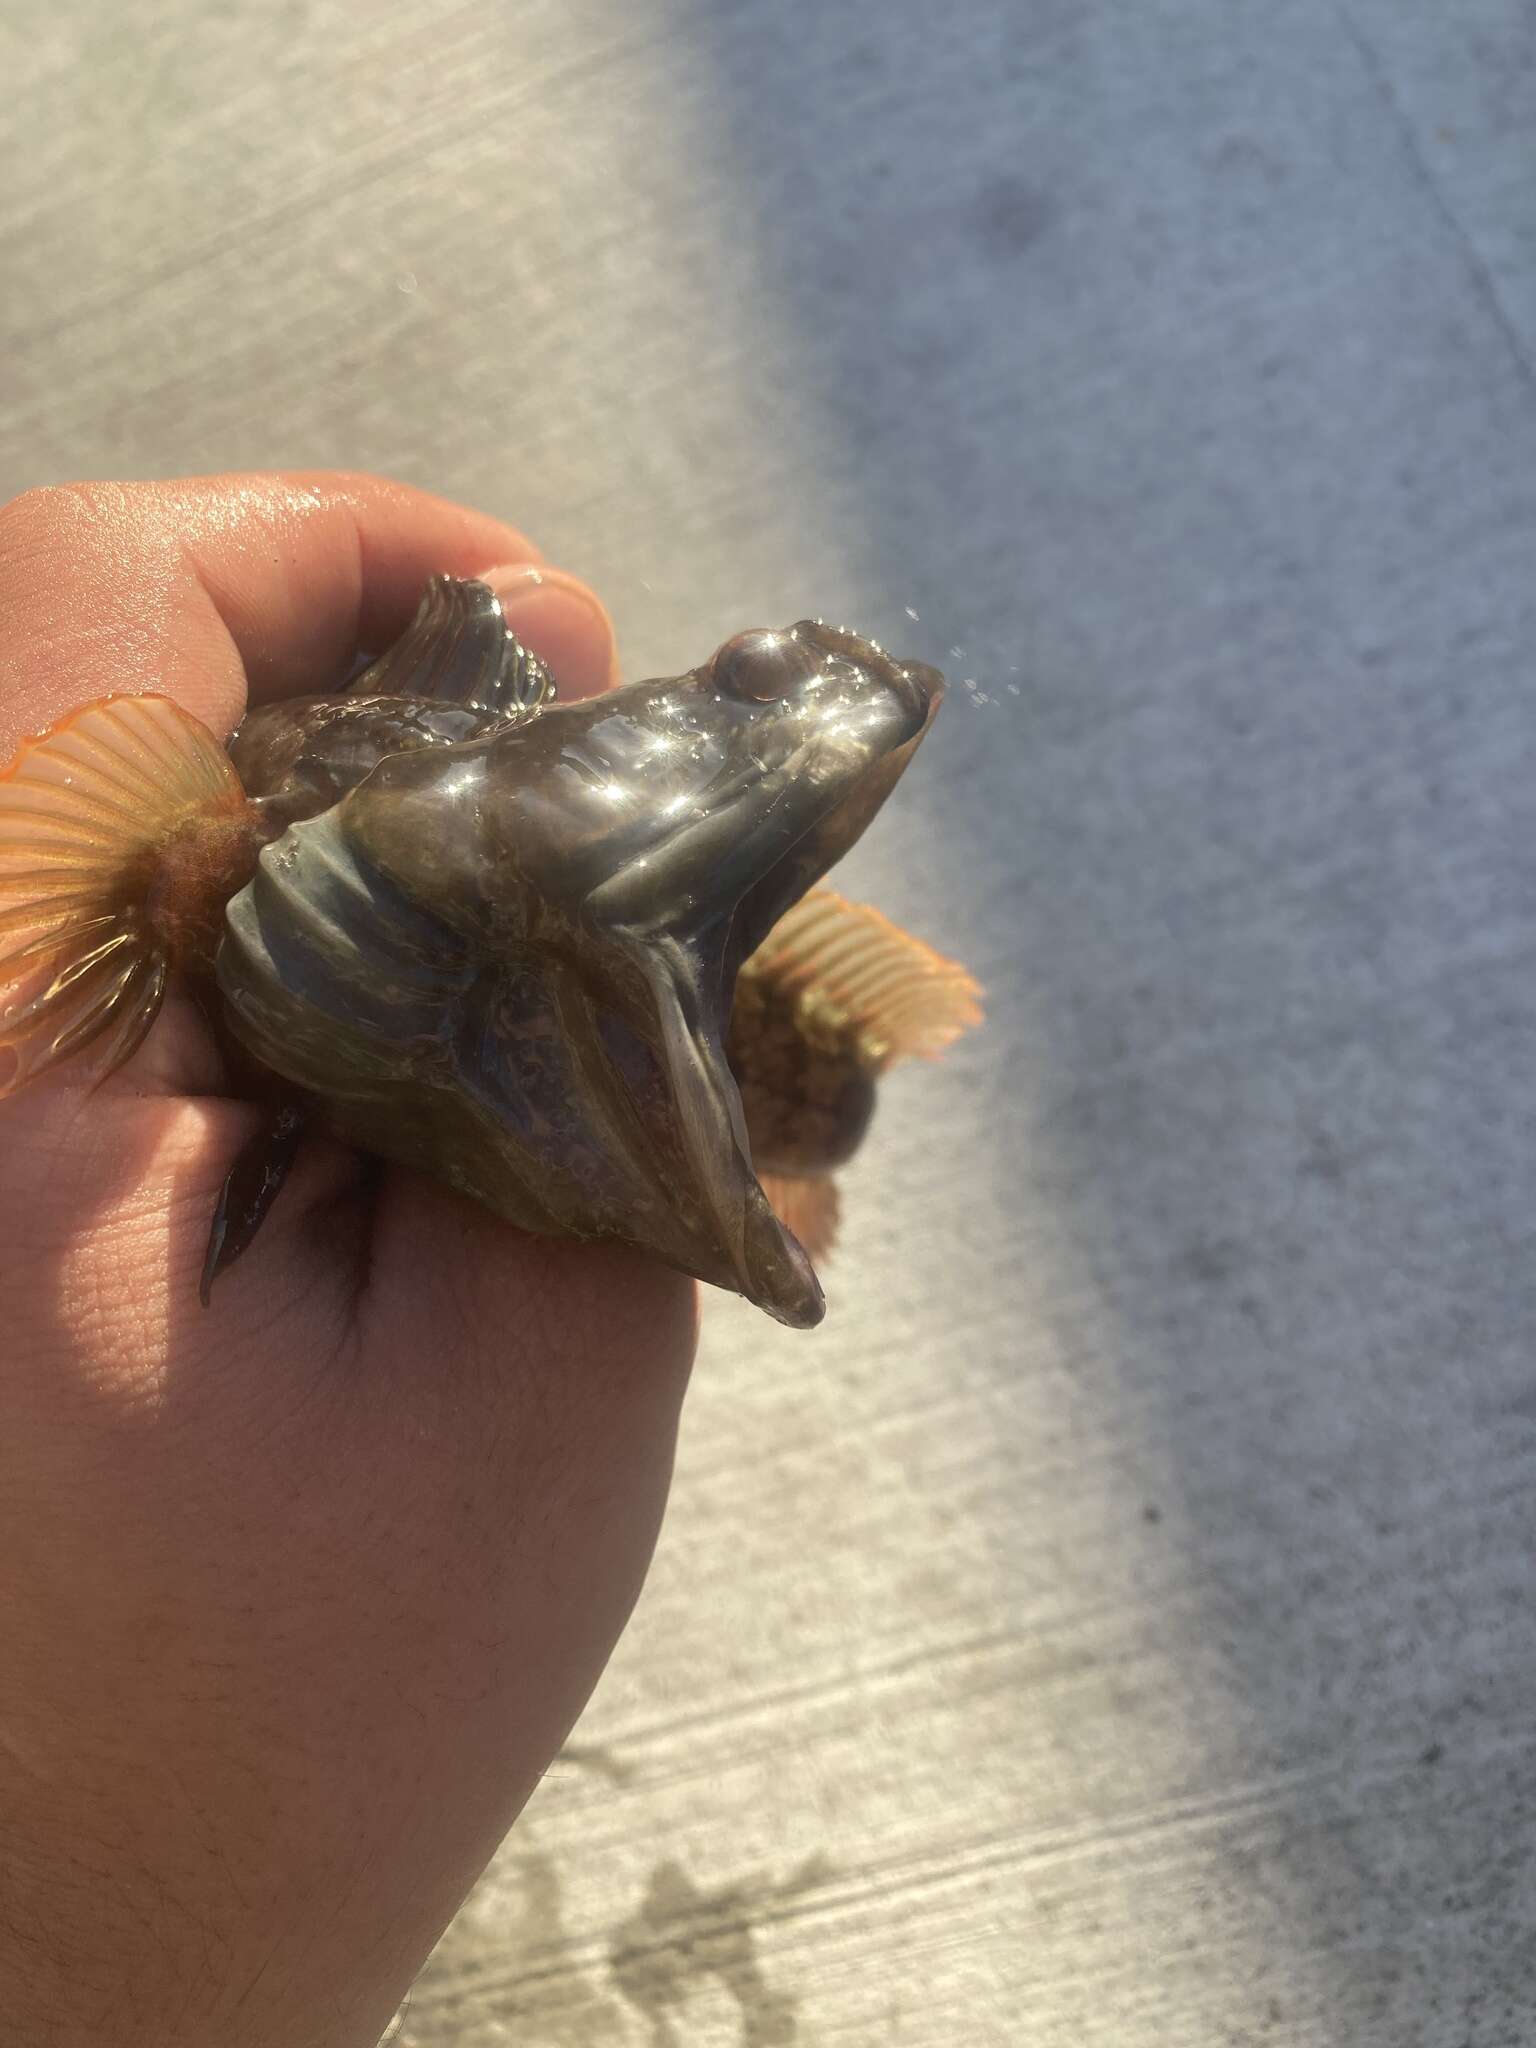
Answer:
350, 575, 555, 718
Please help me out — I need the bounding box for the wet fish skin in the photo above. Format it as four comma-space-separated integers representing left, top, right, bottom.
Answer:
217, 613, 943, 1326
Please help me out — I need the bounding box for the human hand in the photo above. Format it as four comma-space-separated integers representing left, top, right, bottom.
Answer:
0, 475, 697, 2048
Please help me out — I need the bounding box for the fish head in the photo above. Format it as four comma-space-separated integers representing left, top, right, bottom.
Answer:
493, 618, 941, 953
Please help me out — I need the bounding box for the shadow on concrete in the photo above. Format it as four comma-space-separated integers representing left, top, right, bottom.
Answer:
663, 0, 1536, 2038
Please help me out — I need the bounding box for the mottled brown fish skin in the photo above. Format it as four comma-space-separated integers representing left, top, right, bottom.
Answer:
728, 968, 877, 1177
139, 804, 274, 975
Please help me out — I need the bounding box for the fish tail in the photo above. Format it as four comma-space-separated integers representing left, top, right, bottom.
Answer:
744, 888, 983, 1071
0, 693, 257, 1095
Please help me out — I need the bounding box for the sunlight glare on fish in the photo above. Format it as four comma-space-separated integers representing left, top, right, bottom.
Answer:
438, 763, 480, 800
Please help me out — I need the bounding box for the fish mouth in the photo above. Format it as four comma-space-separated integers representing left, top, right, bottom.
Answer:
800, 621, 945, 729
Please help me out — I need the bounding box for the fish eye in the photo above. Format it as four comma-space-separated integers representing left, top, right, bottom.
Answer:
710, 628, 824, 702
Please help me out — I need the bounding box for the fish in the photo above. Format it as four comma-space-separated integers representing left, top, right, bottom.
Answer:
0, 577, 980, 1327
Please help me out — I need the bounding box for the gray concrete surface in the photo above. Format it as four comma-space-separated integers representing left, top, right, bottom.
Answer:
3, 2, 1534, 2041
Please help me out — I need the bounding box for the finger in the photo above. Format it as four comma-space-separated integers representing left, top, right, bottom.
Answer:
0, 1083, 362, 1375
357, 1166, 698, 1488
0, 472, 545, 753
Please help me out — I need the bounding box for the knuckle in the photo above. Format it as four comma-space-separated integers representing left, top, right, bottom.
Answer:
0, 481, 124, 562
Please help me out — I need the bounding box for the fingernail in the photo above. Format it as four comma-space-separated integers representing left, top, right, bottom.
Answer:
480, 563, 618, 700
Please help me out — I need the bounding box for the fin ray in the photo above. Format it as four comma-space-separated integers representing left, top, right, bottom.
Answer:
0, 693, 245, 1093
743, 888, 983, 1068
83, 958, 168, 1091
350, 574, 555, 718
1, 951, 145, 1092
0, 897, 117, 940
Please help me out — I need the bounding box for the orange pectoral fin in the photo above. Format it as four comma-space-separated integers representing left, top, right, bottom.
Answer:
745, 888, 983, 1070
760, 1172, 841, 1263
0, 693, 243, 1094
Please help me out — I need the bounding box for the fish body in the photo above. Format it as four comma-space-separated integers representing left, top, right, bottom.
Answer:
0, 579, 979, 1325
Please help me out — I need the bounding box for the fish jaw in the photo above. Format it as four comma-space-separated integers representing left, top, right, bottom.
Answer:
628, 930, 825, 1326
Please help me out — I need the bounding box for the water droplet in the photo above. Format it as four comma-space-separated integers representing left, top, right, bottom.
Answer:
396, 271, 418, 295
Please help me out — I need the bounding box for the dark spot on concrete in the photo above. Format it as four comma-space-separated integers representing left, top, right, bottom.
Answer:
556, 1740, 637, 1786
1176, 1235, 1245, 1287
1421, 1741, 1445, 1767
1298, 1130, 1350, 1183
972, 176, 1055, 261
1210, 135, 1284, 186
1142, 1503, 1162, 1525
398, 1850, 629, 2044
1237, 1293, 1273, 1343
609, 1855, 831, 2045
896, 326, 964, 381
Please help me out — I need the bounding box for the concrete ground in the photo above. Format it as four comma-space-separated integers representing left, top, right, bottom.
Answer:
3, 2, 1533, 2041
